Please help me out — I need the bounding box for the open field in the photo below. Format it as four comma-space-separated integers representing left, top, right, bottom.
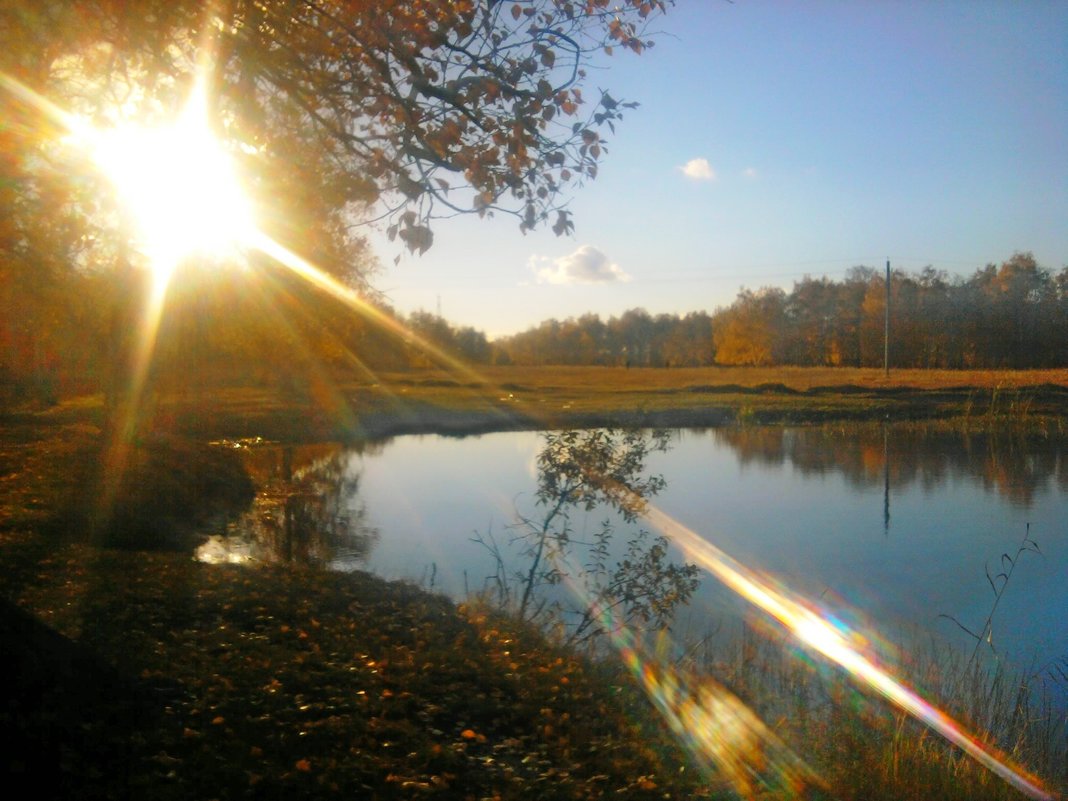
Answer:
11, 366, 1068, 443
459, 365, 1068, 393
342, 366, 1068, 439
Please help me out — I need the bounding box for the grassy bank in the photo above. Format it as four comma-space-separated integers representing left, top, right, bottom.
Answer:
1, 529, 1063, 800
1, 538, 703, 800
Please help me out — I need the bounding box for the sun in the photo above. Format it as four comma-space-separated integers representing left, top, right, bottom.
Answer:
85, 84, 256, 284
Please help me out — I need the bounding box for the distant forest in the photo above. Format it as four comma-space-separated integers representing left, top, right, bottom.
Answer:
487, 251, 1068, 369
3, 252, 1065, 408
401, 252, 1066, 369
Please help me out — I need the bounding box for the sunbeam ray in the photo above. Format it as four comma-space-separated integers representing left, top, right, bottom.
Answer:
249, 233, 497, 389
95, 261, 174, 531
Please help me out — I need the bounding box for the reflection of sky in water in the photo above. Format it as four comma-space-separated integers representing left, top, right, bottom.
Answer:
356, 433, 542, 593
655, 432, 1066, 675
351, 427, 1067, 680
204, 427, 1066, 688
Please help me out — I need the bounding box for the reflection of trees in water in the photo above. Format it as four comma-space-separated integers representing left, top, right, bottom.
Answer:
197, 445, 379, 567
476, 429, 700, 647
711, 424, 1068, 507
240, 440, 387, 484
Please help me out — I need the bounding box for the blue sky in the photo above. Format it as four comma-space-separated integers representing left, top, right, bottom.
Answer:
371, 0, 1068, 338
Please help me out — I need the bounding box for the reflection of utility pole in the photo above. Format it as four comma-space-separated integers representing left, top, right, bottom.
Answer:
884, 259, 891, 376
883, 423, 891, 535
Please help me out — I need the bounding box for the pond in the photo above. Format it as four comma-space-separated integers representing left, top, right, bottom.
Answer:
198, 424, 1068, 693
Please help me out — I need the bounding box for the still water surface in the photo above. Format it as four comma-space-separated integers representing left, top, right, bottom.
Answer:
200, 425, 1067, 683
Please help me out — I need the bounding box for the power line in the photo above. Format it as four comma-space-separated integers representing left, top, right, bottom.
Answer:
617, 256, 998, 286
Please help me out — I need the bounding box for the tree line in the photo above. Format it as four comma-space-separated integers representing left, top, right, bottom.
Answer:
486, 252, 1068, 369
712, 253, 1067, 369
494, 309, 714, 367
3, 251, 1064, 410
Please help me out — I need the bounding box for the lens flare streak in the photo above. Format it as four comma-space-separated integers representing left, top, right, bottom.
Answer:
643, 505, 1054, 801
545, 546, 820, 797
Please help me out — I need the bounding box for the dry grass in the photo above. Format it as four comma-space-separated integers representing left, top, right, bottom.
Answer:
336, 365, 1068, 437
414, 365, 1068, 393
675, 620, 1067, 801
11, 365, 1068, 443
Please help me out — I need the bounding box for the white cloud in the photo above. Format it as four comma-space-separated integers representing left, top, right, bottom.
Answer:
529, 245, 631, 285
742, 167, 758, 179
679, 157, 716, 181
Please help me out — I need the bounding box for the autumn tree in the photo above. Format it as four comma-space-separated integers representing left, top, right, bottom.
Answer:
982, 253, 1056, 368
659, 311, 713, 366
913, 267, 955, 368
1, 0, 674, 402
1055, 267, 1068, 358
3, 0, 672, 259
712, 288, 786, 367
783, 276, 840, 366
404, 310, 491, 366
496, 256, 1062, 371
709, 255, 1063, 370
835, 266, 874, 367
612, 308, 655, 366
495, 308, 715, 367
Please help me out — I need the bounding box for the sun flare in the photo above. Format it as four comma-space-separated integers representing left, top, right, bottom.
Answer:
85, 85, 256, 283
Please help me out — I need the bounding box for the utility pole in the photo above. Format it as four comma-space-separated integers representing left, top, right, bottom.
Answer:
884, 259, 890, 376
